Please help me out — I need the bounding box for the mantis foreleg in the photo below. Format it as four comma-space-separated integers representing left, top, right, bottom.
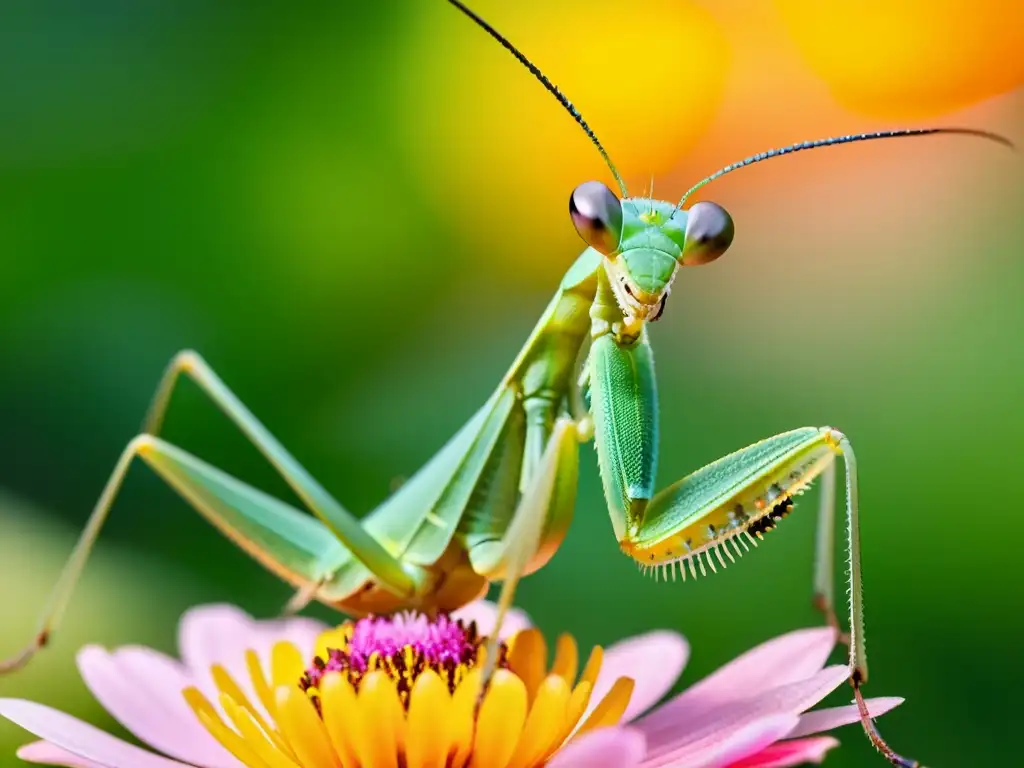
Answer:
617, 426, 916, 767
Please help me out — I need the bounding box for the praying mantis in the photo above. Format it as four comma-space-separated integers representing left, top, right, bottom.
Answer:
1, 1, 1013, 765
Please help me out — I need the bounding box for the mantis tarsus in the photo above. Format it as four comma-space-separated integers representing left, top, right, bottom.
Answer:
1, 2, 1013, 766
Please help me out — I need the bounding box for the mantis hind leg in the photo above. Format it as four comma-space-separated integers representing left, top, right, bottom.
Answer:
0, 435, 354, 674
143, 350, 419, 596
624, 427, 922, 768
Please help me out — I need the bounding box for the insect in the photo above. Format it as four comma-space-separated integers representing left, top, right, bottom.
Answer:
1, 1, 1011, 765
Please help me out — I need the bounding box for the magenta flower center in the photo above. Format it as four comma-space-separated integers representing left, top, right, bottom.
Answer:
348, 612, 477, 668
299, 611, 507, 707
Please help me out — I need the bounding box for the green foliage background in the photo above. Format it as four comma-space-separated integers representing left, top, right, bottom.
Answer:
0, 2, 1021, 766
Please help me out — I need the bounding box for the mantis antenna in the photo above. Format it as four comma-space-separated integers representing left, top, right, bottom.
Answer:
676, 128, 1014, 211
446, 0, 629, 197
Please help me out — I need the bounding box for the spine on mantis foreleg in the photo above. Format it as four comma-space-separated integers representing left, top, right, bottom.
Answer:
588, 330, 659, 543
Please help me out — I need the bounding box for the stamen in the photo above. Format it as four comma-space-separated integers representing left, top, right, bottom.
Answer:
299, 613, 507, 710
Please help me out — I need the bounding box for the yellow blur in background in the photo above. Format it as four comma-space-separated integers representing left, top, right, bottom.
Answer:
776, 0, 1024, 117
0, 1, 1021, 766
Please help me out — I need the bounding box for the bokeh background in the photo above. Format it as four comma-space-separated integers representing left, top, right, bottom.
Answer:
1, 1, 1021, 765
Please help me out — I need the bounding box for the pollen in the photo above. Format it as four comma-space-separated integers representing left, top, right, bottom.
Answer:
299, 611, 504, 710
183, 611, 635, 768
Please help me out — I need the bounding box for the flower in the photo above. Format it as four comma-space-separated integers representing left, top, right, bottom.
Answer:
0, 601, 902, 768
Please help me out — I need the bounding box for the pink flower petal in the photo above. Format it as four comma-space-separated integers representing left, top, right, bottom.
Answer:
637, 627, 836, 735
76, 645, 235, 768
178, 604, 324, 673
0, 700, 192, 768
451, 599, 531, 639
731, 736, 839, 767
584, 631, 688, 725
177, 604, 256, 680
640, 665, 850, 759
643, 714, 800, 768
788, 696, 903, 739
18, 741, 109, 768
177, 603, 326, 723
248, 613, 327, 659
550, 727, 646, 767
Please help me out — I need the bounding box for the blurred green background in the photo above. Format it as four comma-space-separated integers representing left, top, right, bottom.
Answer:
1, 1, 1021, 766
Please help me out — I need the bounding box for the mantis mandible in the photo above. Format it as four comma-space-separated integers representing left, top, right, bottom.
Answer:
1, 2, 1012, 766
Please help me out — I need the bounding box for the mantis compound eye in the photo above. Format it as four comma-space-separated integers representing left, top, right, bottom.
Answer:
681, 201, 735, 266
569, 181, 623, 255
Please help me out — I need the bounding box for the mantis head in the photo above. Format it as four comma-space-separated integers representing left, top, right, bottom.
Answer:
447, 0, 1012, 325
570, 180, 734, 321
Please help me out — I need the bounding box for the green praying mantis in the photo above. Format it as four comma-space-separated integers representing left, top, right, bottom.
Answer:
1, 1, 1014, 765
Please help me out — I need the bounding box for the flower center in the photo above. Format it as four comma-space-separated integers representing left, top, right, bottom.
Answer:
299, 611, 507, 709
183, 610, 636, 768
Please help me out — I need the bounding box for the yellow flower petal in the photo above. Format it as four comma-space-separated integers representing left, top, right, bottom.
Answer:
180, 616, 608, 768
199, 709, 270, 768
212, 664, 276, 741
182, 686, 220, 727
184, 687, 268, 768
507, 629, 547, 705
319, 673, 361, 768
271, 641, 306, 688
507, 674, 571, 768
541, 681, 593, 762
470, 669, 528, 768
220, 693, 301, 768
572, 677, 635, 738
578, 646, 603, 689
275, 684, 340, 768
450, 669, 482, 768
550, 634, 578, 685
406, 669, 453, 768
351, 671, 404, 768
246, 649, 279, 720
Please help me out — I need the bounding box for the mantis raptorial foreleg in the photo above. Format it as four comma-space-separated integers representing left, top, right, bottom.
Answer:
618, 426, 917, 766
